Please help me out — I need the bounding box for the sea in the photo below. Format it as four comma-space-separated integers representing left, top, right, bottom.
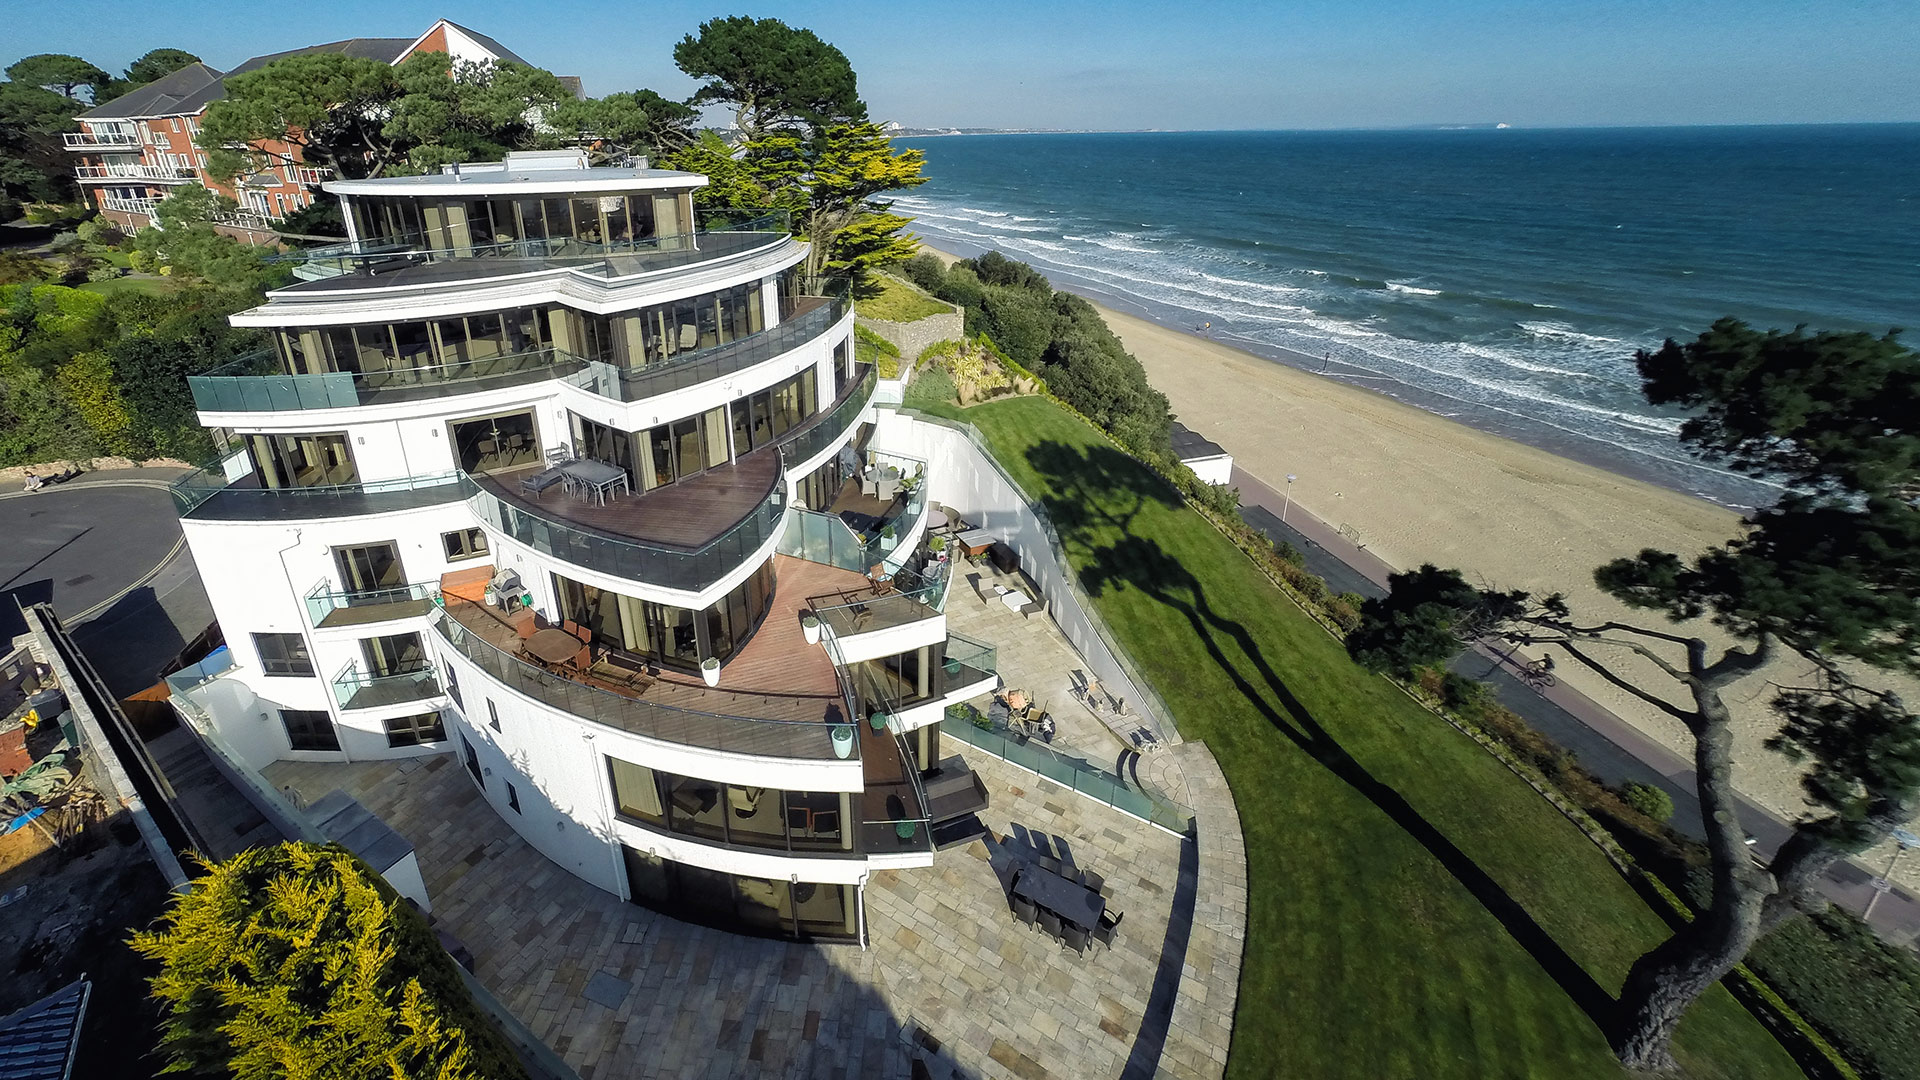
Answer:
893, 126, 1920, 508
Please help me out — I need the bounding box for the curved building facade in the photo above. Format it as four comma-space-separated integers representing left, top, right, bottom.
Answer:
170, 151, 997, 944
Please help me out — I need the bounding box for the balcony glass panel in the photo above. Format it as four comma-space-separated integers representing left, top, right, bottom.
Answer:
331, 660, 440, 711
303, 580, 435, 628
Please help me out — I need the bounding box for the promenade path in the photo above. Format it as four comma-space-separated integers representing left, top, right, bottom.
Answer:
1230, 464, 1920, 948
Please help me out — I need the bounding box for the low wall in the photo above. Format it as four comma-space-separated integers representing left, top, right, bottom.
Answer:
872, 408, 1179, 742
857, 292, 965, 366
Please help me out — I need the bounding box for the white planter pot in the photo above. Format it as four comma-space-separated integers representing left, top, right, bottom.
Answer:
701, 659, 721, 687
802, 617, 821, 645
831, 725, 855, 759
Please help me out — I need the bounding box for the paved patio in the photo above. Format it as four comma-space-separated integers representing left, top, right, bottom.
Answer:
265, 736, 1243, 1080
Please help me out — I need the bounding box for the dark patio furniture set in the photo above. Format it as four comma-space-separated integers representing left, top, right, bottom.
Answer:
1008, 845, 1123, 954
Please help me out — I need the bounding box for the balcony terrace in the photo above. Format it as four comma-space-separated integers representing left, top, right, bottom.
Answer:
74, 163, 196, 183
63, 131, 141, 150
188, 295, 843, 414
432, 554, 866, 759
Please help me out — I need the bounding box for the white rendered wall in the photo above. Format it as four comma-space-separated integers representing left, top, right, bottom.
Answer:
867, 410, 1167, 737
1184, 453, 1234, 487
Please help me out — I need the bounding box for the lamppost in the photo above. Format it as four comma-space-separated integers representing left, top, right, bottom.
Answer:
1282, 474, 1297, 524
1864, 827, 1920, 922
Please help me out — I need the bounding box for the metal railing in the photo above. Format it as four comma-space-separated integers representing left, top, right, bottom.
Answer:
74, 162, 196, 182
64, 130, 140, 150
431, 605, 856, 760
940, 710, 1193, 835
171, 456, 465, 520
100, 194, 160, 216
288, 209, 792, 281
304, 580, 436, 627
331, 661, 441, 711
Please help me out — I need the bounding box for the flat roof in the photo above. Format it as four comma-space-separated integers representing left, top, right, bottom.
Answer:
326, 166, 708, 198
1170, 421, 1228, 461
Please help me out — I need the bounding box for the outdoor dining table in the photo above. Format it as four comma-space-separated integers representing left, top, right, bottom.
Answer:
955, 528, 996, 558
560, 459, 630, 506
1013, 864, 1105, 931
526, 628, 586, 665
998, 587, 1031, 614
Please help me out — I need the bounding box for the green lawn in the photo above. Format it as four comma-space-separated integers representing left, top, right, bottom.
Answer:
76, 275, 175, 297
953, 395, 1802, 1080
854, 274, 952, 322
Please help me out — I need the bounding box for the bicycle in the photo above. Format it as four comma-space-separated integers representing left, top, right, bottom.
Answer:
1516, 656, 1557, 691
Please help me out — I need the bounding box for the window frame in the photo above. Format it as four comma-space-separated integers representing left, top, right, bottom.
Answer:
279, 708, 340, 752
384, 710, 447, 748
253, 632, 314, 677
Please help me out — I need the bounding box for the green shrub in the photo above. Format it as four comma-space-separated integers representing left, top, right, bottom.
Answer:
855, 274, 951, 322
1325, 596, 1362, 633
48, 232, 85, 253
903, 365, 957, 410
1441, 671, 1494, 720
902, 252, 946, 293
854, 324, 900, 377
1742, 908, 1920, 1080
1620, 780, 1676, 823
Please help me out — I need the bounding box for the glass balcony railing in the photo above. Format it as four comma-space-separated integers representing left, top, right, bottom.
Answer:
565, 295, 850, 403
331, 661, 441, 711
940, 709, 1195, 835
940, 631, 998, 692
430, 607, 855, 760
304, 580, 436, 628
188, 346, 587, 413
171, 455, 465, 520
780, 365, 877, 468
186, 295, 849, 414
460, 461, 787, 594
285, 210, 792, 282
809, 560, 951, 640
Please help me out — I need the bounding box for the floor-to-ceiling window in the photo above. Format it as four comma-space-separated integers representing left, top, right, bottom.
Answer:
553, 561, 774, 668
247, 432, 355, 489
616, 846, 859, 943
450, 410, 540, 474
728, 367, 818, 455
333, 542, 403, 593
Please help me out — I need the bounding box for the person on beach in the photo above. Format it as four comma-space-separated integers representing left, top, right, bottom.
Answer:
21, 471, 42, 493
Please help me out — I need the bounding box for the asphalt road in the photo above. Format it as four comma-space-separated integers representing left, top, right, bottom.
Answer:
0, 474, 213, 696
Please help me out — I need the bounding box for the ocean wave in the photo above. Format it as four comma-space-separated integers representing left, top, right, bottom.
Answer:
959, 207, 1010, 217
1518, 320, 1627, 347
1386, 281, 1443, 296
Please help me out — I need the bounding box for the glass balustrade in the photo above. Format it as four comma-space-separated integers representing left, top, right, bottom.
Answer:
331, 661, 441, 711
172, 460, 465, 520
304, 581, 436, 628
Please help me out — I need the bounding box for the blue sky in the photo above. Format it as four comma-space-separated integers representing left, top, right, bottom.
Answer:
9, 0, 1918, 129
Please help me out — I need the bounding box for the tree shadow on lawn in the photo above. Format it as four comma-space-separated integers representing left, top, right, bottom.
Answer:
1025, 439, 1616, 1030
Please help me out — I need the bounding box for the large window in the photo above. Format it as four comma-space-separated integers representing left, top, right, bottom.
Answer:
555, 561, 773, 668
442, 528, 488, 562
450, 410, 540, 474
635, 281, 765, 363
606, 756, 850, 855
729, 367, 818, 455
247, 432, 355, 490
618, 846, 858, 943
354, 191, 681, 252
279, 708, 338, 751
333, 542, 403, 593
386, 711, 447, 748
289, 307, 552, 379
253, 633, 313, 677
360, 633, 427, 678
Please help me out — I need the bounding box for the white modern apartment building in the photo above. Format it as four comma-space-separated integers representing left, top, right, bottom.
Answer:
166, 150, 997, 944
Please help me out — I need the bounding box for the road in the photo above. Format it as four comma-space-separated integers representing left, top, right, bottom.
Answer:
1230, 464, 1920, 947
0, 471, 214, 696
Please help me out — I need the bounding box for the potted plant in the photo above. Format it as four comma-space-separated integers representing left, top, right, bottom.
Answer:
700, 657, 721, 687
882, 524, 896, 544
802, 613, 821, 644
869, 710, 890, 733
831, 724, 855, 759
928, 535, 947, 555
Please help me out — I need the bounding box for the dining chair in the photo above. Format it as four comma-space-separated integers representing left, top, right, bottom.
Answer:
1063, 924, 1091, 954
1080, 869, 1106, 896
1037, 910, 1063, 940
1094, 910, 1124, 949
562, 620, 585, 641
1013, 896, 1038, 926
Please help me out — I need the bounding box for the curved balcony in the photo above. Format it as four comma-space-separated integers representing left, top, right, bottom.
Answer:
188, 294, 846, 415
462, 365, 875, 591
281, 210, 793, 290
431, 600, 853, 761
172, 460, 465, 521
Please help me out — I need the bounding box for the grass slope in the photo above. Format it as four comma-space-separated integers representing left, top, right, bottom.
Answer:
956, 395, 1801, 1080
855, 274, 952, 323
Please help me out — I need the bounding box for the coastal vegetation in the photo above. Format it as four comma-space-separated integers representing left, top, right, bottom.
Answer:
854, 273, 952, 323
903, 251, 1174, 455
1347, 319, 1920, 1070
927, 390, 1800, 1079
132, 843, 525, 1080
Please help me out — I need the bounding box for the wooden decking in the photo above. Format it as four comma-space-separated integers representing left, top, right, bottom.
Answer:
437, 555, 866, 726
475, 449, 779, 551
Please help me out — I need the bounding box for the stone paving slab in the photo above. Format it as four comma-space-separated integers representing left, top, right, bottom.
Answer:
266, 739, 1244, 1080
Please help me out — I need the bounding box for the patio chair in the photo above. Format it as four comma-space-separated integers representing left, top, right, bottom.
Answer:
562, 620, 585, 641
1094, 910, 1124, 949
1080, 869, 1106, 896
1013, 896, 1038, 926
1037, 910, 1063, 941
520, 467, 567, 500
1062, 924, 1091, 954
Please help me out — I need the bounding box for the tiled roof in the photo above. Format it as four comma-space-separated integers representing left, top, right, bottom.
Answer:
76, 63, 225, 120
225, 37, 416, 79
0, 979, 91, 1080
1170, 421, 1228, 460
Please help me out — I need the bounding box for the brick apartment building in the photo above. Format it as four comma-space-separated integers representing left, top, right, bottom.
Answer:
67, 19, 561, 242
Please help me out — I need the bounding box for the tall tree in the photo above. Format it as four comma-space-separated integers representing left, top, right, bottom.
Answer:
122, 48, 201, 87
547, 88, 698, 161
1345, 318, 1920, 1071
0, 80, 82, 208
672, 15, 866, 139
4, 54, 111, 103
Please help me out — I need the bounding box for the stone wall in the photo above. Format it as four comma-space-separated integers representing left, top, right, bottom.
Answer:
856, 279, 966, 367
